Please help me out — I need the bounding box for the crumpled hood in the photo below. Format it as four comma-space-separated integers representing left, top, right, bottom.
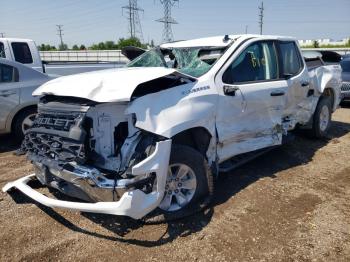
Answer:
33, 67, 181, 102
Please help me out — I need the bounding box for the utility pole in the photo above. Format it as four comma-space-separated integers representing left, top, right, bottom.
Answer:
156, 0, 179, 43
56, 25, 64, 50
122, 0, 144, 42
258, 2, 264, 35
245, 25, 248, 34
0, 33, 5, 38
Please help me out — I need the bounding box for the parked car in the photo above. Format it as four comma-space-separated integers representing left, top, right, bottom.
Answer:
0, 58, 53, 140
3, 35, 342, 220
340, 57, 350, 101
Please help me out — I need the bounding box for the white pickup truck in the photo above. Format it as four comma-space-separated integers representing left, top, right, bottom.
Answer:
3, 35, 342, 220
0, 38, 44, 73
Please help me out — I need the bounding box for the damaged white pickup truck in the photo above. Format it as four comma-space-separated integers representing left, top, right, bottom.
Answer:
3, 35, 342, 220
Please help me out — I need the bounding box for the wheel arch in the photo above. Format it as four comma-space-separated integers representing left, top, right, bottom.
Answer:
8, 104, 37, 133
171, 127, 213, 158
322, 87, 335, 110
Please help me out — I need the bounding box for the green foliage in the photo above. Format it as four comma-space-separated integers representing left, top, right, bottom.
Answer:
79, 44, 86, 50
72, 44, 79, 50
59, 43, 68, 51
313, 40, 319, 48
38, 44, 57, 51
89, 37, 147, 50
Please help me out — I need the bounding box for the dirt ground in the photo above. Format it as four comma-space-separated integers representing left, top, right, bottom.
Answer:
0, 105, 349, 262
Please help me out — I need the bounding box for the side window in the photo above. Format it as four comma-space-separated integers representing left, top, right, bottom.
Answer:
279, 42, 302, 76
223, 41, 279, 84
11, 42, 33, 64
0, 42, 5, 58
0, 64, 18, 83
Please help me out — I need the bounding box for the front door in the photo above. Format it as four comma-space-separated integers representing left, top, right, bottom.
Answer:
215, 40, 288, 162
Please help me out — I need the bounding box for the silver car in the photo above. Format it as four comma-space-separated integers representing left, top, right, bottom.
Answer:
0, 58, 52, 140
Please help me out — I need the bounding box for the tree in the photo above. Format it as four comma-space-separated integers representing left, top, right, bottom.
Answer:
80, 44, 86, 50
116, 37, 146, 49
59, 43, 68, 51
72, 44, 79, 50
313, 40, 319, 48
38, 44, 57, 51
150, 39, 155, 47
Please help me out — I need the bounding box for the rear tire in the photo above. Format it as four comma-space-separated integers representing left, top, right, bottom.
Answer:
13, 107, 37, 142
311, 96, 332, 138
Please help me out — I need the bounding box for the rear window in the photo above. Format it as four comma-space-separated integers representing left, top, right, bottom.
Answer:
0, 42, 5, 58
0, 64, 18, 83
11, 42, 33, 64
279, 42, 302, 76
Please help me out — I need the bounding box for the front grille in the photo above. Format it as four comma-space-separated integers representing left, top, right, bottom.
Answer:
21, 108, 89, 167
32, 111, 84, 132
341, 82, 350, 92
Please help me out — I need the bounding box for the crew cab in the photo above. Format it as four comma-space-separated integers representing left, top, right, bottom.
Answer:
3, 35, 342, 220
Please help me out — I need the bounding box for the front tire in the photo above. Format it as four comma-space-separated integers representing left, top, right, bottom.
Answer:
146, 144, 212, 222
311, 96, 332, 138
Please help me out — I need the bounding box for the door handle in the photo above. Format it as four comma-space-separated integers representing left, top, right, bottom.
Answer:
223, 85, 239, 96
270, 91, 285, 97
301, 81, 309, 87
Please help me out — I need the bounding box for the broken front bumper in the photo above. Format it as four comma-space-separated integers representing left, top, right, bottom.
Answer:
2, 140, 171, 220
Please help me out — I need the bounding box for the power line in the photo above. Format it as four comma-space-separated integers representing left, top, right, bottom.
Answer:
56, 24, 64, 49
258, 2, 264, 35
156, 0, 179, 43
122, 0, 144, 42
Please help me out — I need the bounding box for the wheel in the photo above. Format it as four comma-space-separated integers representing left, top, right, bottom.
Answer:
145, 144, 212, 223
311, 96, 332, 138
13, 107, 37, 142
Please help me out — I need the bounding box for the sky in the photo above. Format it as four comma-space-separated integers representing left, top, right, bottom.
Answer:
0, 0, 349, 47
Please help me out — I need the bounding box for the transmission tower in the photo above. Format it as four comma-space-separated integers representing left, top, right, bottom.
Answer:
56, 25, 65, 49
0, 33, 5, 38
156, 0, 179, 43
258, 2, 264, 35
122, 0, 144, 42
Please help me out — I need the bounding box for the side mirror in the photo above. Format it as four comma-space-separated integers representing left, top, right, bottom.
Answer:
223, 85, 239, 96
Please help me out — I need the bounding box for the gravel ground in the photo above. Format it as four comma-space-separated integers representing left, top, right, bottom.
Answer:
0, 105, 349, 262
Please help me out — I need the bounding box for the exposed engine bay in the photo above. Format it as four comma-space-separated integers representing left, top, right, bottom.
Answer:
20, 96, 167, 205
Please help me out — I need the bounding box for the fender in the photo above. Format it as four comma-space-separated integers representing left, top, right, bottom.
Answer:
311, 64, 342, 111
126, 81, 218, 139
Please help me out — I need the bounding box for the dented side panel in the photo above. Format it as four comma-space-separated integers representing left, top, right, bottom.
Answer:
126, 80, 218, 139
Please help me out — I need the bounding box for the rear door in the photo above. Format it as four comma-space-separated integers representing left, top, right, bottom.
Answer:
215, 40, 288, 162
0, 63, 20, 130
277, 41, 310, 118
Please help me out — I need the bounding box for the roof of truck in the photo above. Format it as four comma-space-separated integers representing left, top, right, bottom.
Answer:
160, 34, 296, 48
0, 38, 35, 42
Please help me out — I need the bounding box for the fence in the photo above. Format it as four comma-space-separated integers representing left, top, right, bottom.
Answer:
40, 50, 129, 63
301, 48, 350, 55
40, 48, 350, 63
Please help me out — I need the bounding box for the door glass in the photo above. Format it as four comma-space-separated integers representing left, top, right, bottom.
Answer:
11, 42, 33, 64
279, 42, 302, 76
0, 42, 5, 58
223, 42, 278, 84
0, 64, 15, 83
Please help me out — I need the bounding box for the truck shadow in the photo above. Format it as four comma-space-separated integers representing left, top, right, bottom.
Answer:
6, 120, 350, 247
0, 134, 20, 153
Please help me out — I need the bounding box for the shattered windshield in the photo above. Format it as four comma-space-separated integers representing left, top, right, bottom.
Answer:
127, 47, 226, 77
